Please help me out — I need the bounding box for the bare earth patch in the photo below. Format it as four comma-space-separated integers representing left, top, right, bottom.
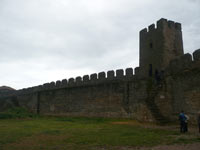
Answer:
96, 143, 200, 150
118, 143, 200, 150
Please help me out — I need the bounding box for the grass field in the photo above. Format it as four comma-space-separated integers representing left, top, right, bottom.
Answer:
0, 109, 200, 150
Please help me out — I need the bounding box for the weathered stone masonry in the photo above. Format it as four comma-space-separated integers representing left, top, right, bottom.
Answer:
0, 18, 200, 123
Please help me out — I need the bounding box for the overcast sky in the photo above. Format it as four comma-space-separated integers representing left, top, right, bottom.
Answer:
0, 0, 200, 89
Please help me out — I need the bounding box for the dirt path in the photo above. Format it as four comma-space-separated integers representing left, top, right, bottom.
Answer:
146, 143, 200, 150
119, 143, 200, 150
113, 121, 199, 133
97, 143, 200, 150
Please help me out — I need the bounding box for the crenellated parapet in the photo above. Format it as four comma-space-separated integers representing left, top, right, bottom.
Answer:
166, 49, 200, 75
10, 68, 135, 96
140, 18, 181, 36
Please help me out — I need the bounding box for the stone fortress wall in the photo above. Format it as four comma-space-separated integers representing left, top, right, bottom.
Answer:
0, 18, 200, 124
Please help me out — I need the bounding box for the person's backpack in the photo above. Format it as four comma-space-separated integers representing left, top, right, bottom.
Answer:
179, 113, 186, 122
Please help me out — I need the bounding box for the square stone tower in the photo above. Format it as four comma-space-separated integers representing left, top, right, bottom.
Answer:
139, 18, 184, 76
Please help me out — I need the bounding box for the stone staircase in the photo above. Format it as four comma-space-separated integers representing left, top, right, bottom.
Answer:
145, 79, 169, 125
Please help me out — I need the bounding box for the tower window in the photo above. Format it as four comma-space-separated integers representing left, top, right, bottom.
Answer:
150, 42, 153, 48
149, 64, 153, 77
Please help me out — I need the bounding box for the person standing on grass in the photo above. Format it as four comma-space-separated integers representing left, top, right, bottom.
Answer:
185, 114, 189, 132
198, 111, 200, 133
179, 110, 186, 133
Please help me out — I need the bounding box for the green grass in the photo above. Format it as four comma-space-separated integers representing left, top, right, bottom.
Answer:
0, 107, 38, 119
0, 116, 199, 150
